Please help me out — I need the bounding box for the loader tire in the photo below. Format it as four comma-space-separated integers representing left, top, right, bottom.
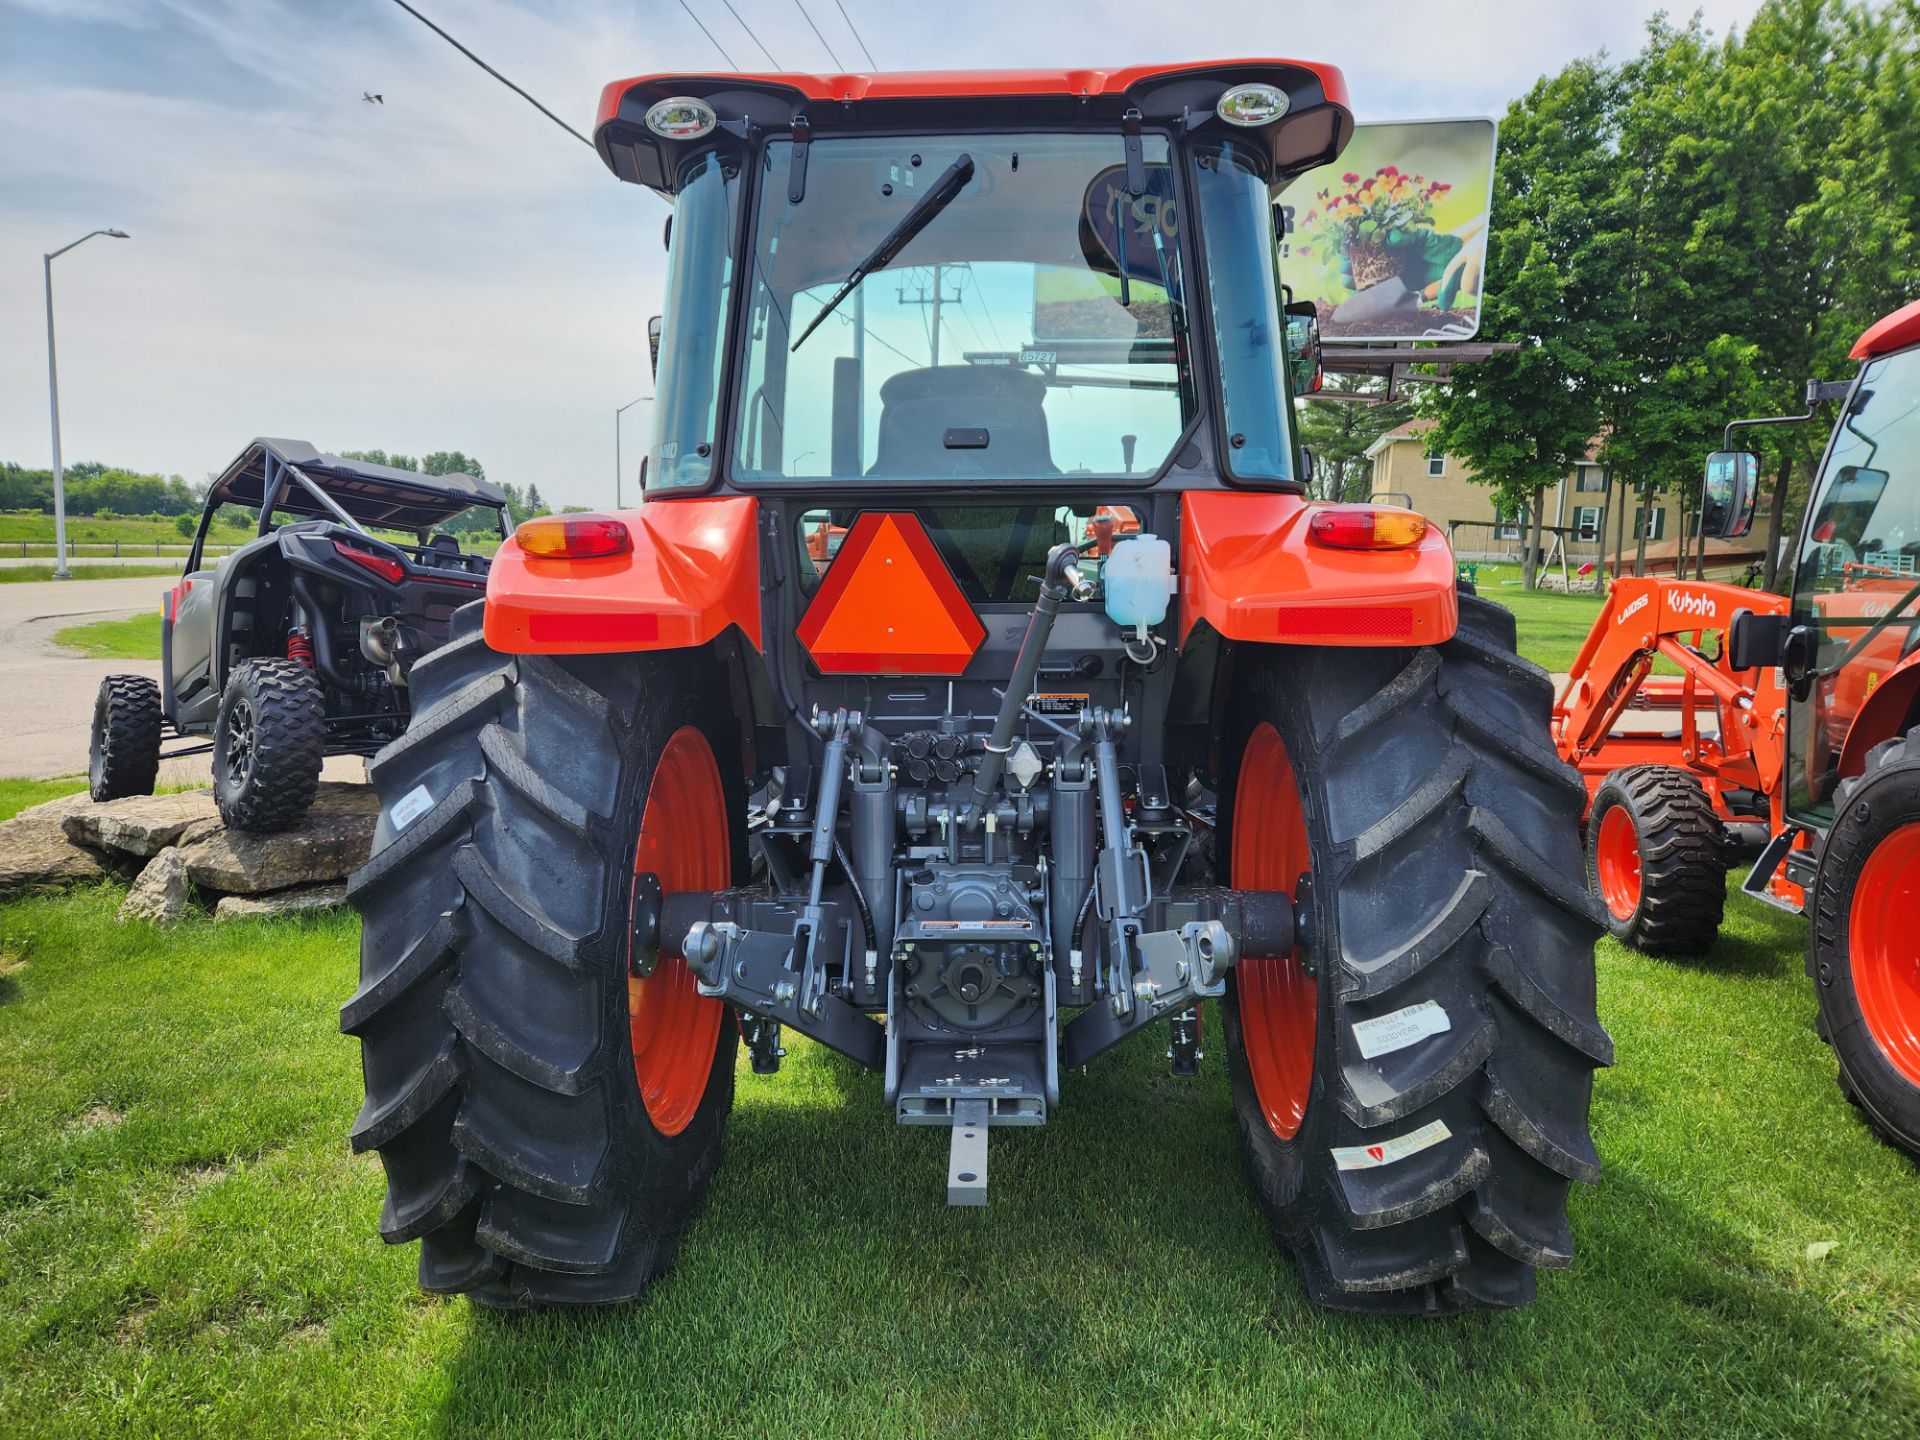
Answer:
344, 601, 744, 1306
89, 674, 162, 801
1219, 593, 1611, 1314
212, 658, 325, 832
1811, 726, 1920, 1157
1585, 765, 1727, 955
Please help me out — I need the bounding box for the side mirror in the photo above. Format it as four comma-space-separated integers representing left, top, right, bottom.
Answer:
1284, 300, 1323, 397
647, 315, 663, 378
1726, 608, 1789, 672
1701, 450, 1759, 539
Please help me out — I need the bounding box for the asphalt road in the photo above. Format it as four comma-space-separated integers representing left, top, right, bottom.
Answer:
0, 574, 364, 785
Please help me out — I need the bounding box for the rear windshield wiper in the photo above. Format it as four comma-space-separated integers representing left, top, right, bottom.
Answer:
791, 153, 975, 353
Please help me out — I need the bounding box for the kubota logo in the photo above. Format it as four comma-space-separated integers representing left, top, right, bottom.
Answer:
1669, 590, 1715, 619
1616, 595, 1650, 625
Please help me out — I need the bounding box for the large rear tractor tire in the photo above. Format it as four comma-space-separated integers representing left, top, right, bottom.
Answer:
212, 658, 325, 832
89, 674, 162, 802
1812, 726, 1920, 1157
1585, 765, 1727, 956
1219, 593, 1611, 1313
344, 603, 745, 1306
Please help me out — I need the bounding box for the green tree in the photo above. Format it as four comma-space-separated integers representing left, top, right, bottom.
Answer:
421, 451, 485, 483
339, 448, 419, 471
1294, 376, 1411, 501
1420, 60, 1622, 589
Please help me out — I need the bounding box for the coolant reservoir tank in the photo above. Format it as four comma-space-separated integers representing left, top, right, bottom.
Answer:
1102, 533, 1173, 632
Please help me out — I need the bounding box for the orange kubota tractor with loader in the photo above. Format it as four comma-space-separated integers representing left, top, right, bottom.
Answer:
344, 61, 1610, 1313
1555, 298, 1920, 1158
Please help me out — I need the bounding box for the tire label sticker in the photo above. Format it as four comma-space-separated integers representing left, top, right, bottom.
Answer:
389, 785, 434, 831
1332, 1119, 1452, 1170
1351, 999, 1451, 1059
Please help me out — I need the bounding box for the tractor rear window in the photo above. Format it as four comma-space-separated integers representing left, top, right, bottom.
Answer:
735, 132, 1196, 483
797, 504, 1146, 603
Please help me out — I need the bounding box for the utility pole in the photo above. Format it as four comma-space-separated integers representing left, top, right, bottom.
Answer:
43, 228, 129, 579
897, 264, 962, 365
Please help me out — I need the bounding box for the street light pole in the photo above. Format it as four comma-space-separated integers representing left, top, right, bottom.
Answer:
44, 228, 129, 580
614, 394, 649, 508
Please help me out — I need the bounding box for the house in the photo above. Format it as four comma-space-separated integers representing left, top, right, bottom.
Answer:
1364, 419, 1771, 576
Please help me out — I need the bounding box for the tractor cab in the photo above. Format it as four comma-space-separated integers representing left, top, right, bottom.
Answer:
597, 63, 1350, 497
1705, 300, 1920, 834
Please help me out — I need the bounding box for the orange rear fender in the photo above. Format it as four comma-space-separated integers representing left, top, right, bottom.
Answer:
484, 496, 762, 654
1178, 491, 1457, 647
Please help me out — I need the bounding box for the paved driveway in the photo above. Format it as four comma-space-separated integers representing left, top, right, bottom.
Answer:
0, 575, 364, 785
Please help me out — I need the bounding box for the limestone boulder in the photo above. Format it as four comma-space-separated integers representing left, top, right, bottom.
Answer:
64, 790, 220, 858
0, 797, 111, 898
179, 783, 378, 895
118, 847, 191, 925
213, 882, 349, 922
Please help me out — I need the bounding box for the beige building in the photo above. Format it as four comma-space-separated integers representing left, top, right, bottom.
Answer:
1364, 419, 1770, 575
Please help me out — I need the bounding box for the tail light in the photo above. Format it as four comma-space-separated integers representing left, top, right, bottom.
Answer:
517, 514, 632, 560
1307, 506, 1429, 551
332, 540, 407, 584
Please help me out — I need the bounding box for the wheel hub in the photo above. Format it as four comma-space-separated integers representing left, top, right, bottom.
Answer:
1849, 821, 1920, 1088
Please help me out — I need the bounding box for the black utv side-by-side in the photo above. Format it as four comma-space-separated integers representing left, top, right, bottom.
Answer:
89, 439, 511, 832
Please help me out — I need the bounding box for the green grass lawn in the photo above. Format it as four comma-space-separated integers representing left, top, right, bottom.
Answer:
0, 777, 86, 821
0, 512, 250, 548
0, 878, 1915, 1439
52, 612, 162, 661
0, 563, 182, 585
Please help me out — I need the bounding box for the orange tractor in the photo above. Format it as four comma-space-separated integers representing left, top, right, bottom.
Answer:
1555, 299, 1920, 1157
345, 61, 1608, 1313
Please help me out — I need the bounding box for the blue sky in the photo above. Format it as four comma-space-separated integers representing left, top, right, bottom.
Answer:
1, 0, 1766, 508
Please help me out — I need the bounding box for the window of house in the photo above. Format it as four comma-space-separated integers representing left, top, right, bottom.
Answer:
1496, 504, 1526, 541
1633, 507, 1667, 541
1574, 505, 1602, 541
1426, 455, 1447, 477
1576, 464, 1608, 493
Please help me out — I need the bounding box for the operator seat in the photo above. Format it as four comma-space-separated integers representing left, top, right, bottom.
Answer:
868, 366, 1057, 478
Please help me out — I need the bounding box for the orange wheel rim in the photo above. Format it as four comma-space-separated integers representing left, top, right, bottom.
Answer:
1849, 822, 1920, 1089
1233, 721, 1317, 1141
1595, 804, 1643, 920
628, 726, 729, 1137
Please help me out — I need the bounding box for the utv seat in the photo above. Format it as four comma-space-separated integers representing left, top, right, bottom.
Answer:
867, 366, 1057, 478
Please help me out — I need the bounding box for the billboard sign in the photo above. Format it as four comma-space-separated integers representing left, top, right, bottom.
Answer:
1278, 118, 1498, 342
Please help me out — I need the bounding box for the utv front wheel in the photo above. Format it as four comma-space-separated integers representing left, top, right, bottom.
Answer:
345, 604, 743, 1305
1220, 594, 1611, 1313
89, 674, 162, 801
212, 658, 324, 831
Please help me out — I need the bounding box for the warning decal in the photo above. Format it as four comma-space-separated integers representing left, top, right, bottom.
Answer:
1331, 1119, 1452, 1170
1351, 999, 1452, 1060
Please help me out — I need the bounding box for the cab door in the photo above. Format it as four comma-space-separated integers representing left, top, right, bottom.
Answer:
1785, 347, 1920, 825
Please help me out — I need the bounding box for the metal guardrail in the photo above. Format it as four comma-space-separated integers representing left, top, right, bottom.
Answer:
5, 540, 240, 559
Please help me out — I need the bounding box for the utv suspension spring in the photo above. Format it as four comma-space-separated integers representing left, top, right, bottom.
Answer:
286, 626, 315, 667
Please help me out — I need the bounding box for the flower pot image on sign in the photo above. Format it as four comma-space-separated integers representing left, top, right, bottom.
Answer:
1277, 118, 1497, 342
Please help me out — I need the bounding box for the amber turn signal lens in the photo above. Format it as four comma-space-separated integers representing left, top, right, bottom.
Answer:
1306, 506, 1429, 551
517, 515, 633, 560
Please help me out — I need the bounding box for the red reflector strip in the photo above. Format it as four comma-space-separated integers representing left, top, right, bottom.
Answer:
526, 611, 661, 644
1268, 605, 1414, 640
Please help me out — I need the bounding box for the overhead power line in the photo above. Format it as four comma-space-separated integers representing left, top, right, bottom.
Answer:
385, 0, 592, 149
676, 0, 740, 68
792, 0, 844, 69
832, 0, 877, 68
720, 0, 782, 68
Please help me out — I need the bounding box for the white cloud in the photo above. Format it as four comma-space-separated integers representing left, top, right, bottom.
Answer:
0, 0, 1763, 507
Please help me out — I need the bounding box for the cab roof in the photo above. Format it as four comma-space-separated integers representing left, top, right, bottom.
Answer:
595, 60, 1352, 196
1853, 298, 1920, 361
